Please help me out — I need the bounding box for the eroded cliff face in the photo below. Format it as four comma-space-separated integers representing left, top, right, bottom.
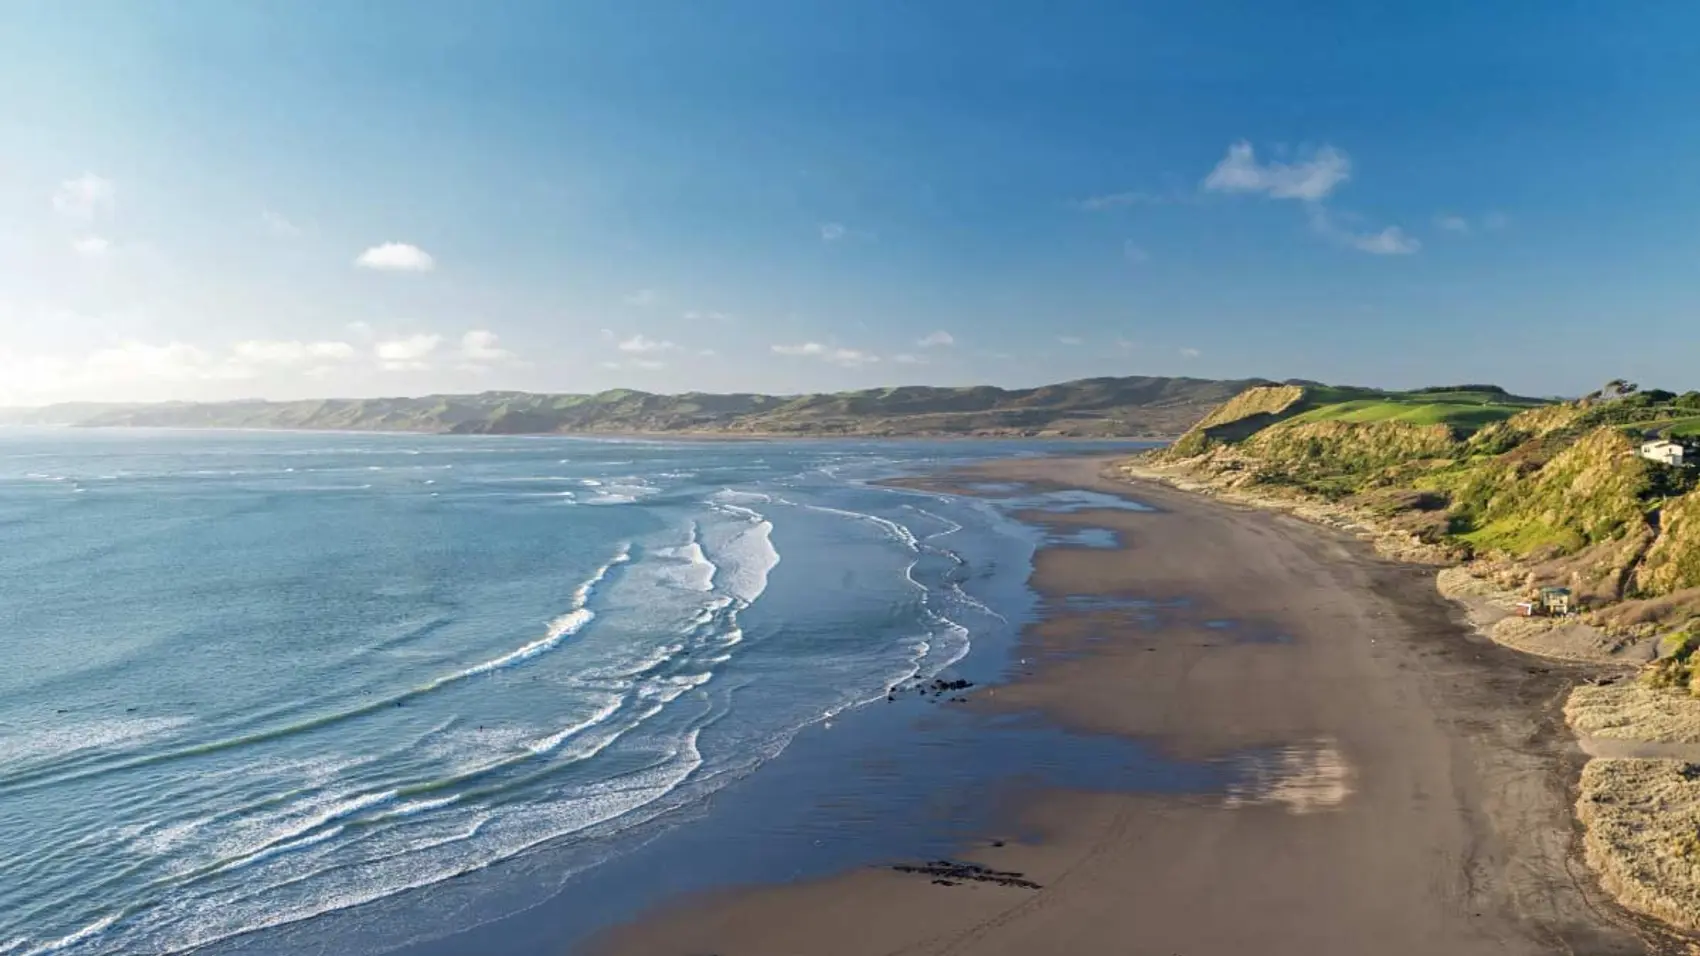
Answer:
1244, 419, 1459, 476
1167, 384, 1308, 457
1638, 488, 1700, 595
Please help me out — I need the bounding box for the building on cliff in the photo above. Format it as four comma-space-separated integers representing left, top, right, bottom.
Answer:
1640, 439, 1697, 468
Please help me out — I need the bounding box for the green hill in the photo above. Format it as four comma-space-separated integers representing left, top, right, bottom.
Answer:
0, 375, 1266, 439
1151, 382, 1700, 619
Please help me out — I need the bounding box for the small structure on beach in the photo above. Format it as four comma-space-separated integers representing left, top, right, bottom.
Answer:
1641, 439, 1697, 468
1516, 586, 1574, 618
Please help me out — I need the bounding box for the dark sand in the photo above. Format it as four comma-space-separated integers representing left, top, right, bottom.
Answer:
587, 456, 1673, 956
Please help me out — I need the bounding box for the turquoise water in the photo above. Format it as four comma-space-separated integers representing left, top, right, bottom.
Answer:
0, 429, 1138, 955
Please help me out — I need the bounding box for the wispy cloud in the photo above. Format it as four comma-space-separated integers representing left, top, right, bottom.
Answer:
892, 353, 926, 365
604, 357, 667, 372
1349, 226, 1421, 255
682, 309, 730, 321
375, 333, 442, 370
1308, 207, 1419, 255
261, 209, 302, 238
458, 329, 515, 369
1180, 347, 1202, 358
1203, 142, 1350, 202
1434, 214, 1471, 234
71, 236, 110, 256
617, 333, 675, 353
916, 330, 955, 348
233, 340, 358, 365
772, 342, 880, 367
1057, 335, 1084, 346
818, 222, 848, 242
623, 288, 660, 307
1122, 241, 1150, 264
356, 243, 435, 272
1073, 191, 1165, 211
53, 173, 115, 219
1433, 211, 1509, 235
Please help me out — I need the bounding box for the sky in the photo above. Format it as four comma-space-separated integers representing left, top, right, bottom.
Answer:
3, 1, 1700, 405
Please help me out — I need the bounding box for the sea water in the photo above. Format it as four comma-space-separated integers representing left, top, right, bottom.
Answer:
0, 429, 1141, 955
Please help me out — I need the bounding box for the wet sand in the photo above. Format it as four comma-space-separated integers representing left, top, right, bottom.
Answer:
586, 456, 1671, 956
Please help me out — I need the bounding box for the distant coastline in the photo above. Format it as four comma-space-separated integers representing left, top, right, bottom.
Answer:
0, 375, 1258, 440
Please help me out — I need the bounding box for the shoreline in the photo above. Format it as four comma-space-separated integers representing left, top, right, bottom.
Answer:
585, 455, 1668, 955
3, 422, 1181, 443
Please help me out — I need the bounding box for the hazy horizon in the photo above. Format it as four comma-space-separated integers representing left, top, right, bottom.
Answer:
6, 3, 1699, 405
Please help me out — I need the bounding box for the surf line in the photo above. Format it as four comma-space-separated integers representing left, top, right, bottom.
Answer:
0, 544, 633, 797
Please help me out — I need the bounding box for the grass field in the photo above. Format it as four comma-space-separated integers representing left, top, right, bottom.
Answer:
1286, 397, 1529, 432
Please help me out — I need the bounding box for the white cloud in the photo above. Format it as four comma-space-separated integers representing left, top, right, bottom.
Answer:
682, 310, 730, 321
1308, 207, 1421, 256
261, 210, 302, 237
232, 340, 358, 366
1483, 211, 1510, 230
699, 348, 718, 357
818, 222, 847, 242
356, 243, 435, 272
1434, 214, 1470, 234
459, 329, 513, 364
375, 333, 442, 371
917, 330, 955, 348
617, 333, 675, 353
1180, 347, 1202, 358
1203, 142, 1350, 202
892, 353, 926, 365
71, 236, 110, 256
1116, 338, 1139, 351
771, 342, 880, 367
603, 358, 667, 372
54, 173, 115, 219
1348, 226, 1421, 255
623, 288, 660, 307
1123, 241, 1150, 264
1057, 335, 1084, 346
87, 342, 246, 382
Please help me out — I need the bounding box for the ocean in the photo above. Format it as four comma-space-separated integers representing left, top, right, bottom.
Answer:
0, 428, 1148, 956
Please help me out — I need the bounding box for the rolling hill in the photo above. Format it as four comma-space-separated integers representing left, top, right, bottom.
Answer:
0, 375, 1267, 439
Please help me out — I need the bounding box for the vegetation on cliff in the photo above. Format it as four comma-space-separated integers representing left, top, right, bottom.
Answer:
1149, 380, 1700, 648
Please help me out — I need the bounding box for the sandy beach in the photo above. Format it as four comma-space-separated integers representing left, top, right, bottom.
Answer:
586, 455, 1671, 956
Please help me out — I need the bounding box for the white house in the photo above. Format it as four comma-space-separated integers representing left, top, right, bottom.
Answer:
1641, 439, 1695, 467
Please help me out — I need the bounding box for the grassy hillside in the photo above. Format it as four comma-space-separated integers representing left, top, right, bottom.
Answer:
1150, 382, 1700, 620
0, 375, 1266, 439
1166, 382, 1539, 462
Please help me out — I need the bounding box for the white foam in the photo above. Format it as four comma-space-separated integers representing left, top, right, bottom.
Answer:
19, 912, 118, 955
787, 499, 919, 551
712, 517, 779, 605
582, 493, 637, 505
214, 823, 348, 875
653, 523, 715, 592
436, 544, 629, 684
0, 716, 192, 766
372, 794, 461, 821
525, 696, 626, 756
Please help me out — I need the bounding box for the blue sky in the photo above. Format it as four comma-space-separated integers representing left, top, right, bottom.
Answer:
3, 1, 1699, 403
